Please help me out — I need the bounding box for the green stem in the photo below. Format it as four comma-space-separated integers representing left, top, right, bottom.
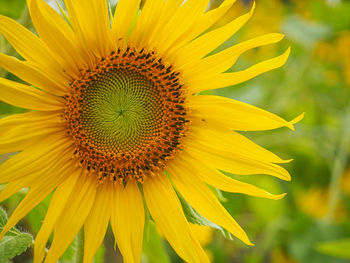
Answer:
325, 108, 350, 222
74, 229, 85, 263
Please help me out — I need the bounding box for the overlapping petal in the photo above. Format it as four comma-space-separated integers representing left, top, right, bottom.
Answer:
110, 181, 144, 263
83, 183, 113, 263
166, 0, 236, 56
63, 0, 112, 59
168, 162, 253, 245
0, 14, 68, 80
189, 95, 303, 131
0, 160, 77, 241
34, 172, 80, 263
174, 153, 286, 200
189, 48, 290, 93
174, 2, 255, 65
144, 175, 209, 263
0, 77, 64, 111
44, 175, 97, 263
29, 0, 83, 77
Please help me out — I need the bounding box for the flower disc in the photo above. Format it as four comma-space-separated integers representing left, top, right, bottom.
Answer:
63, 48, 189, 182
80, 68, 163, 153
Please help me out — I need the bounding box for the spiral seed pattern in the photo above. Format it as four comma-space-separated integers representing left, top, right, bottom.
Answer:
63, 47, 189, 183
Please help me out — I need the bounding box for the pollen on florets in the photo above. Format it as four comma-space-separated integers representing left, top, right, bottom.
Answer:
63, 46, 189, 183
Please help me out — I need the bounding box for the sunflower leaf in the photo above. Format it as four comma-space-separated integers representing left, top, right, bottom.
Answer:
0, 207, 23, 237
0, 207, 7, 227
0, 207, 33, 261
0, 233, 33, 261
59, 235, 77, 263
178, 195, 233, 239
143, 221, 171, 263
93, 244, 105, 263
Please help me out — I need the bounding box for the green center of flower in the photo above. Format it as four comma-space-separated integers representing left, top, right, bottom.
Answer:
63, 47, 189, 183
80, 68, 163, 153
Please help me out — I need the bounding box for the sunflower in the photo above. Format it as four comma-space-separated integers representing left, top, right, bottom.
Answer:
0, 0, 302, 262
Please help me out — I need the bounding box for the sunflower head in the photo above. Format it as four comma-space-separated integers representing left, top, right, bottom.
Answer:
0, 0, 302, 262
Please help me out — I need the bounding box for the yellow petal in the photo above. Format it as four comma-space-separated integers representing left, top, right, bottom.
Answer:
290, 112, 305, 124
154, 0, 210, 55
166, 0, 236, 58
189, 124, 289, 164
145, 0, 183, 46
189, 95, 300, 131
0, 160, 75, 240
0, 137, 73, 184
175, 2, 255, 65
0, 148, 75, 203
0, 77, 64, 111
0, 111, 61, 134
126, 181, 145, 263
176, 153, 286, 200
143, 175, 209, 263
183, 33, 285, 81
141, 0, 183, 49
129, 0, 165, 49
0, 14, 67, 80
45, 176, 97, 263
34, 172, 80, 263
0, 112, 62, 150
0, 144, 73, 203
29, 0, 83, 77
110, 180, 144, 263
112, 0, 141, 40
0, 53, 67, 96
64, 0, 112, 59
83, 183, 112, 263
168, 162, 253, 245
190, 47, 290, 93
0, 126, 63, 154
185, 142, 291, 181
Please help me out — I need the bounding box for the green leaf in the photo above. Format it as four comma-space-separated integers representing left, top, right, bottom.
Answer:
0, 207, 22, 236
0, 207, 33, 261
315, 238, 350, 259
59, 235, 77, 263
93, 244, 105, 263
0, 233, 32, 261
0, 207, 8, 227
143, 221, 171, 263
178, 195, 233, 240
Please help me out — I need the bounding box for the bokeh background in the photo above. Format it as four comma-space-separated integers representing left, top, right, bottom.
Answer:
1, 0, 350, 262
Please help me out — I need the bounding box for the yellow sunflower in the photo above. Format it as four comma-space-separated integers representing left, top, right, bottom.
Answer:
0, 0, 303, 262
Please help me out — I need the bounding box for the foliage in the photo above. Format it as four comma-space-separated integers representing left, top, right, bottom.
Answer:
0, 207, 33, 262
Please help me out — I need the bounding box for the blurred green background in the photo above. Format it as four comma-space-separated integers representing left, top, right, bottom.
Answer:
1, 0, 350, 262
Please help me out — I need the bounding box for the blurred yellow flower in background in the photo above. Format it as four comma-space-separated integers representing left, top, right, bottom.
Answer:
297, 187, 346, 220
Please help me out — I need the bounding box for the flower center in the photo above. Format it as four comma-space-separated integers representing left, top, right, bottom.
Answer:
80, 68, 163, 153
63, 47, 189, 183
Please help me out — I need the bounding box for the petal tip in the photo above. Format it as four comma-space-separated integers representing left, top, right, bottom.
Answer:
250, 2, 256, 15
276, 193, 287, 200
280, 158, 294, 164
281, 47, 291, 65
291, 112, 305, 124
284, 174, 292, 181
287, 112, 305, 130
